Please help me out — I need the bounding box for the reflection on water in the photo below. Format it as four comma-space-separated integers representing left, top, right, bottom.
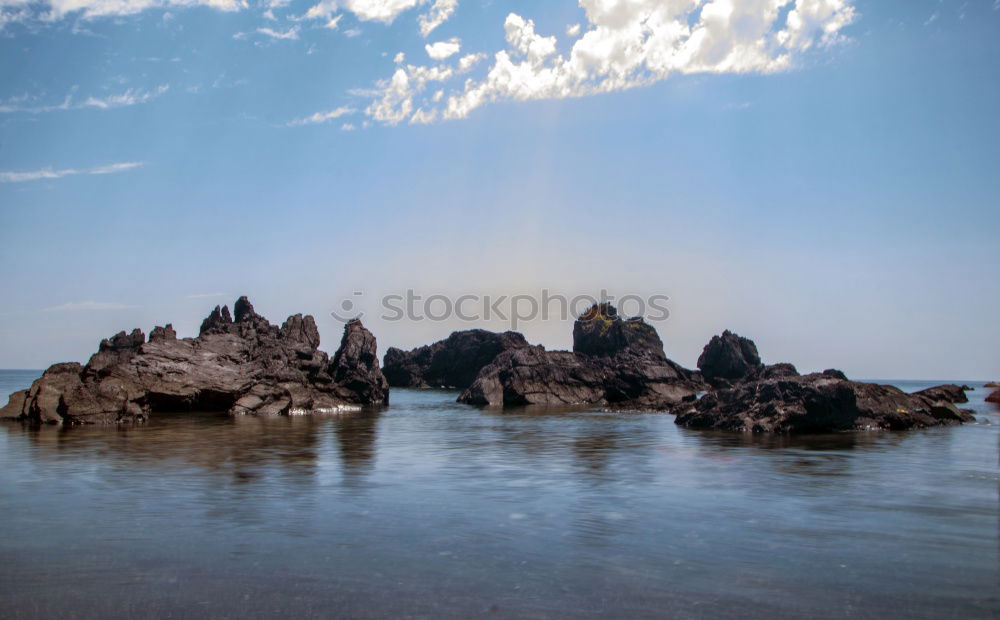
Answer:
0, 376, 997, 619
332, 412, 380, 486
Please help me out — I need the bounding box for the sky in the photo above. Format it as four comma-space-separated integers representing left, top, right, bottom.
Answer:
0, 0, 998, 380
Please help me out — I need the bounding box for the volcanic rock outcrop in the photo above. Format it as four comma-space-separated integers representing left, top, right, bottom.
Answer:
697, 329, 764, 385
696, 329, 804, 387
912, 384, 970, 404
675, 329, 977, 432
383, 330, 529, 389
673, 371, 976, 433
0, 297, 388, 424
675, 335, 976, 433
458, 303, 705, 409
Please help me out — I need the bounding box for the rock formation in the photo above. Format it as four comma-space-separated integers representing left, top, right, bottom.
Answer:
0, 297, 388, 424
383, 330, 529, 389
697, 329, 764, 384
676, 334, 977, 433
572, 303, 664, 358
673, 371, 976, 433
458, 303, 705, 409
912, 384, 969, 404
696, 329, 802, 387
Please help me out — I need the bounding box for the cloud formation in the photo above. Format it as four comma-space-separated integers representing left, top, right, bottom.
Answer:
364, 0, 856, 125
287, 105, 354, 126
82, 85, 170, 109
0, 86, 169, 114
1, 0, 245, 24
302, 0, 458, 34
0, 161, 144, 184
425, 37, 460, 60
256, 25, 300, 39
418, 0, 457, 36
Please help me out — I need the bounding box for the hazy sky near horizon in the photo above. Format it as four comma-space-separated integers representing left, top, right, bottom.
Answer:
0, 0, 998, 380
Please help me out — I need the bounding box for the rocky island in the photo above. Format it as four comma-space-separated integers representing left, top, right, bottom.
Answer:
383, 330, 529, 389
1, 297, 979, 433
385, 303, 706, 409
672, 329, 976, 432
389, 302, 976, 433
458, 303, 706, 408
0, 297, 388, 424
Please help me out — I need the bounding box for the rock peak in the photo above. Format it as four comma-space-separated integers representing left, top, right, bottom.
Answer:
382, 329, 529, 389
573, 302, 664, 359
234, 296, 257, 323
329, 319, 389, 406
579, 302, 618, 322
199, 305, 233, 335
0, 300, 390, 423
697, 330, 763, 383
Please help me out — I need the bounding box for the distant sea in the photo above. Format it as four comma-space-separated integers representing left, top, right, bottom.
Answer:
0, 370, 997, 618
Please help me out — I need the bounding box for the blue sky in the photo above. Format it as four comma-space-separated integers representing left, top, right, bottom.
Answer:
0, 0, 998, 380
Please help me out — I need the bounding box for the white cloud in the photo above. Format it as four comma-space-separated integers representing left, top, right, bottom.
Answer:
418, 0, 457, 36
362, 0, 856, 125
346, 0, 421, 22
566, 23, 580, 37
425, 37, 460, 60
0, 161, 143, 184
302, 0, 425, 26
42, 301, 140, 312
256, 25, 299, 39
287, 105, 354, 126
0, 85, 169, 113
394, 51, 405, 63
82, 85, 170, 109
301, 0, 458, 32
365, 53, 484, 124
1, 0, 246, 25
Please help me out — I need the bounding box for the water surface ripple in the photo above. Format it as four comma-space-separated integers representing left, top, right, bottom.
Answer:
0, 373, 997, 618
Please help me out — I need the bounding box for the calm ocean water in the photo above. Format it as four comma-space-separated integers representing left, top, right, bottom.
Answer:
0, 370, 997, 619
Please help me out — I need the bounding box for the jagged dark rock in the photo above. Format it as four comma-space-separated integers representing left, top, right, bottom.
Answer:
383, 329, 529, 389
763, 363, 800, 379
697, 330, 765, 386
458, 304, 705, 409
986, 389, 1000, 404
0, 298, 388, 424
149, 324, 177, 343
673, 373, 976, 433
83, 329, 146, 379
327, 319, 390, 406
913, 384, 969, 404
199, 304, 233, 335
572, 303, 665, 359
